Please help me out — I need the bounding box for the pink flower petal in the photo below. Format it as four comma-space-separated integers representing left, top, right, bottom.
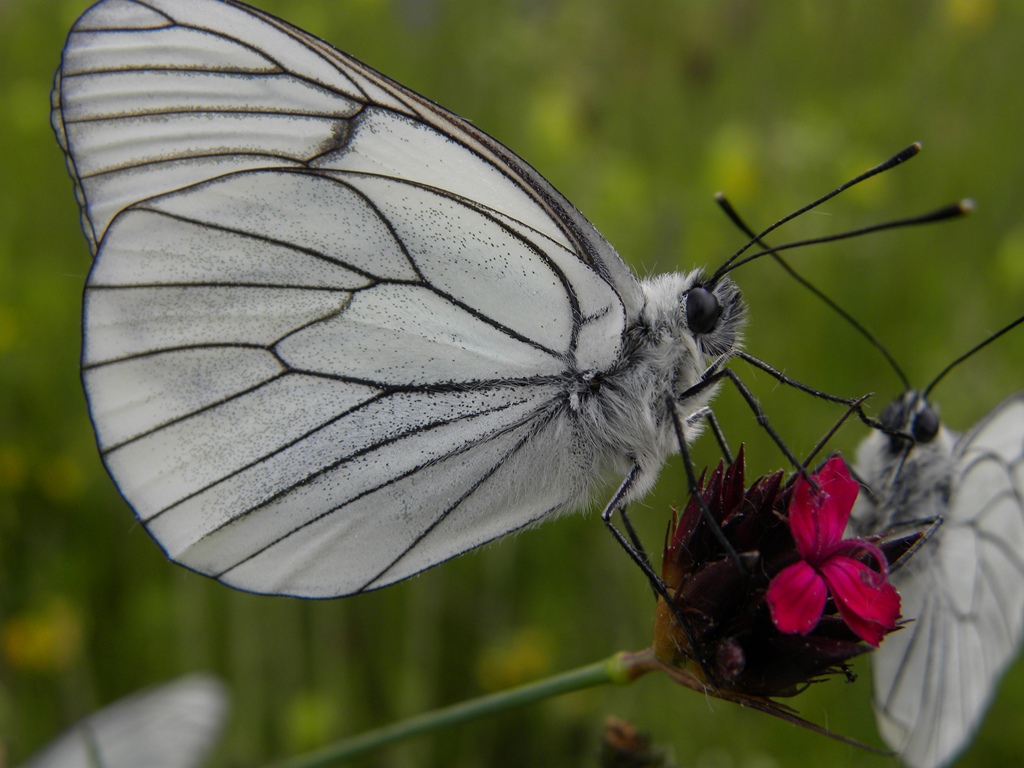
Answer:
831, 537, 890, 574
815, 456, 860, 527
788, 457, 860, 563
766, 561, 828, 636
837, 592, 900, 646
820, 555, 901, 646
787, 487, 824, 562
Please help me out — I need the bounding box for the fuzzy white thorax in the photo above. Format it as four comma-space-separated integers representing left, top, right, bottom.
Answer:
561, 269, 745, 507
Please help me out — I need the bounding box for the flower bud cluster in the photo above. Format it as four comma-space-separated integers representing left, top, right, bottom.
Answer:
653, 449, 918, 698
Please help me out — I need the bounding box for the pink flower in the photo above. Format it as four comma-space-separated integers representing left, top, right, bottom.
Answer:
766, 456, 900, 646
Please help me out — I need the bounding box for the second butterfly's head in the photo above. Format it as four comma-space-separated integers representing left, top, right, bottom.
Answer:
879, 390, 942, 453
851, 389, 959, 537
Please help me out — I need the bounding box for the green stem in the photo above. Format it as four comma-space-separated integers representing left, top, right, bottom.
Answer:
265, 649, 658, 768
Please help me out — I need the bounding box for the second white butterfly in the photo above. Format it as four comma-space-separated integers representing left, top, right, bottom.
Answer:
853, 354, 1024, 768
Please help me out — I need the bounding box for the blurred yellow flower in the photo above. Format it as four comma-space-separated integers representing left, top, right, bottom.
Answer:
944, 0, 996, 34
476, 627, 552, 691
0, 445, 26, 491
2, 600, 84, 672
704, 123, 759, 206
38, 455, 85, 503
284, 690, 341, 753
996, 225, 1024, 290
527, 81, 583, 160
838, 148, 891, 207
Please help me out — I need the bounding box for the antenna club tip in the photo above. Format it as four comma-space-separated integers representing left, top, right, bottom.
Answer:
895, 143, 923, 163
714, 191, 726, 201
958, 198, 976, 214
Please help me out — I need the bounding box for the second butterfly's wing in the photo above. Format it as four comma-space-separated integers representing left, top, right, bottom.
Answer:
21, 674, 227, 768
869, 393, 1024, 768
54, 0, 642, 597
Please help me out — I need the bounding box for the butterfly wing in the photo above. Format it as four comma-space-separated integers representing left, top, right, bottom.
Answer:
54, 0, 642, 596
869, 392, 1024, 768
21, 674, 227, 768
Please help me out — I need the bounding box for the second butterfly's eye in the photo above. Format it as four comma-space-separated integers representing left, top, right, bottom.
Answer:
686, 287, 721, 335
912, 406, 940, 443
880, 399, 906, 433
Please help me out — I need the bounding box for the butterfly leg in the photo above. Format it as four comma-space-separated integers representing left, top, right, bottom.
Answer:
600, 466, 653, 584
875, 516, 944, 572
615, 504, 650, 575
687, 405, 734, 464
681, 367, 815, 487
619, 405, 733, 597
735, 351, 898, 435
664, 397, 746, 572
599, 470, 715, 680
614, 503, 662, 605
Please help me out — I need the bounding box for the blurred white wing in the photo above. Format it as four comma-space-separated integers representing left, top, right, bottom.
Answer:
20, 674, 227, 768
52, 0, 647, 597
855, 392, 1024, 768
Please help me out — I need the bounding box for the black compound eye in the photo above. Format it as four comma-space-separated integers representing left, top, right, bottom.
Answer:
686, 287, 722, 335
880, 398, 905, 433
912, 406, 940, 444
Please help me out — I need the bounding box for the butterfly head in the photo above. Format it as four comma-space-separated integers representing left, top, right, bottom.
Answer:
625, 271, 746, 436
683, 272, 745, 359
880, 390, 942, 453
635, 270, 745, 359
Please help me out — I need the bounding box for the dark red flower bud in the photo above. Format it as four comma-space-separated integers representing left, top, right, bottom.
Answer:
653, 449, 920, 699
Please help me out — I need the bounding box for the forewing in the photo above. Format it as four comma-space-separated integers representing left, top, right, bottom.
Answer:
871, 393, 1024, 768
56, 0, 633, 596
21, 675, 227, 768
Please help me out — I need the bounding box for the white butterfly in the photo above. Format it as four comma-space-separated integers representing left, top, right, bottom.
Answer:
52, 0, 748, 598
852, 389, 1024, 768
20, 674, 227, 768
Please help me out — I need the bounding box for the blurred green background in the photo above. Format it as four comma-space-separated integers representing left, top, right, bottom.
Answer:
2, 0, 1023, 766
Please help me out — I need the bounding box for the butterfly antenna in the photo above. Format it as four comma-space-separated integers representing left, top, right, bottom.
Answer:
717, 200, 973, 277
714, 192, 911, 391
922, 313, 1024, 399
708, 142, 922, 284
